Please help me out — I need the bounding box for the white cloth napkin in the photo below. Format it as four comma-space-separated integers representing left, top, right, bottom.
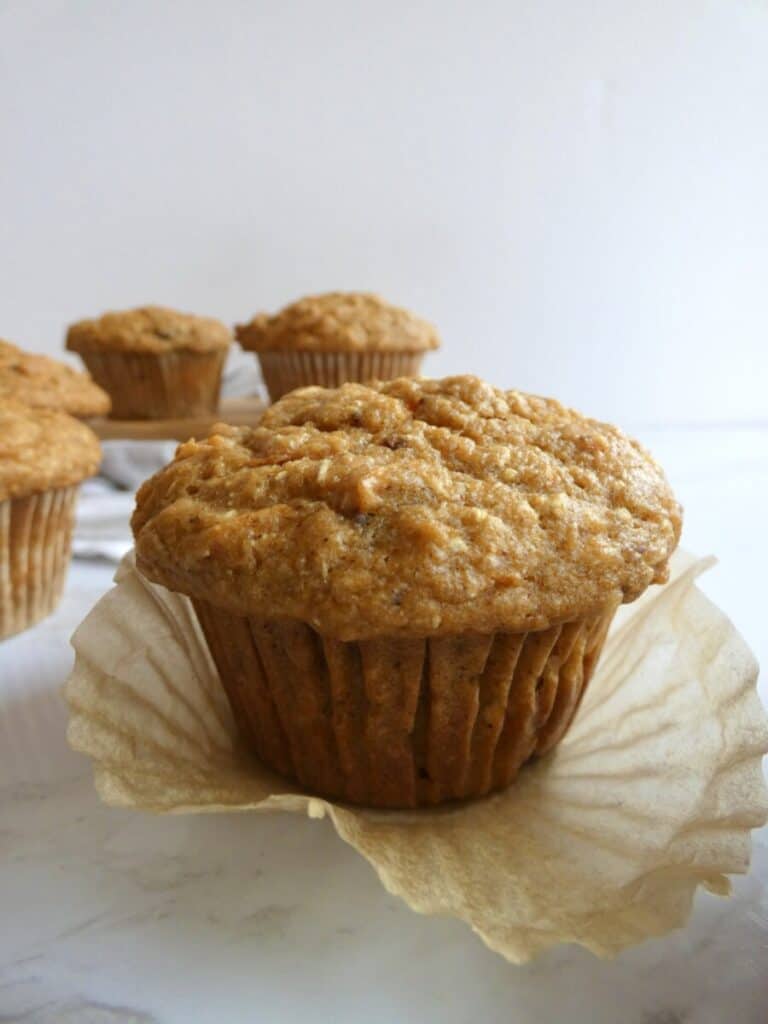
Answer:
221, 347, 263, 401
99, 440, 178, 490
73, 479, 136, 562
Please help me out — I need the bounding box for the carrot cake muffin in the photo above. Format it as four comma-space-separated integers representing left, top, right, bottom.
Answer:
66, 306, 231, 420
0, 339, 110, 418
131, 374, 681, 808
0, 400, 101, 639
236, 291, 439, 401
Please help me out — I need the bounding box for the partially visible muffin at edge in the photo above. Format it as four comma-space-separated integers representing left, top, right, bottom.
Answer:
132, 374, 681, 809
66, 306, 231, 420
0, 339, 110, 418
0, 400, 101, 639
236, 291, 440, 401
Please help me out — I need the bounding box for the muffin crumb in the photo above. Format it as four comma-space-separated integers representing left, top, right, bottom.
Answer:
0, 340, 110, 418
0, 399, 101, 501
236, 291, 439, 353
66, 306, 231, 355
132, 375, 681, 641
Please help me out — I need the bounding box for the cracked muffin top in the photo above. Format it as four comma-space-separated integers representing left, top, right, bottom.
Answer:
235, 292, 440, 353
0, 340, 110, 418
66, 306, 232, 355
0, 399, 101, 501
132, 375, 681, 641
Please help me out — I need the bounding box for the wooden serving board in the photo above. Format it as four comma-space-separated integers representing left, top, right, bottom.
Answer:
88, 396, 267, 442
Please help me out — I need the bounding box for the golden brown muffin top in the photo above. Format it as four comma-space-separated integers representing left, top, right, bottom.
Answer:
132, 375, 681, 641
0, 399, 101, 501
0, 340, 110, 418
236, 292, 440, 353
66, 306, 232, 355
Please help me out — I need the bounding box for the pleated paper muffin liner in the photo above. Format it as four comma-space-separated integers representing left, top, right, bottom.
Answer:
193, 600, 617, 808
80, 350, 226, 419
0, 485, 78, 640
256, 350, 424, 401
64, 552, 768, 963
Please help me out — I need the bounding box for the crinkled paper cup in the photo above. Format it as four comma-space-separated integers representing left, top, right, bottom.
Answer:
65, 552, 768, 963
256, 350, 424, 401
80, 350, 226, 419
193, 599, 617, 808
0, 485, 79, 640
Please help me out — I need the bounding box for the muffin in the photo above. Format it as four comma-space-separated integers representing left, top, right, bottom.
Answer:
236, 291, 439, 401
0, 400, 101, 640
66, 306, 231, 420
131, 375, 681, 809
0, 339, 110, 418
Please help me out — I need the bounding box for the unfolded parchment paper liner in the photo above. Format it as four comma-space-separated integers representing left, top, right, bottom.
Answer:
65, 552, 768, 963
0, 485, 78, 640
80, 350, 226, 419
256, 350, 424, 401
193, 599, 617, 808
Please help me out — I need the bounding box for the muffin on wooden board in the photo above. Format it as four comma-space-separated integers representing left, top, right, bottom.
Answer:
0, 400, 101, 639
0, 339, 110, 418
236, 291, 439, 401
66, 306, 231, 420
131, 375, 681, 809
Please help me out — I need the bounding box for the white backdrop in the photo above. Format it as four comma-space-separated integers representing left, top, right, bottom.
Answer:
1, 0, 766, 426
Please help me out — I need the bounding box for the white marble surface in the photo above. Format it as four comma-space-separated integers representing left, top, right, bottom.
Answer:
1, 426, 766, 1024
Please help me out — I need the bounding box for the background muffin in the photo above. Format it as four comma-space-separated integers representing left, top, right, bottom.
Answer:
0, 400, 101, 639
66, 306, 231, 420
236, 291, 439, 401
0, 339, 110, 418
131, 375, 681, 808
